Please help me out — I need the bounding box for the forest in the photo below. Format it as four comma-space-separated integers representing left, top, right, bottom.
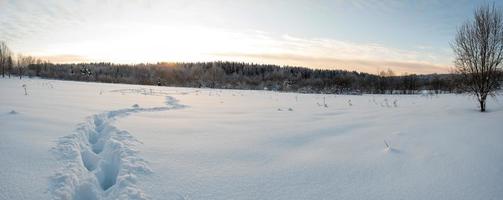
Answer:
8, 61, 464, 94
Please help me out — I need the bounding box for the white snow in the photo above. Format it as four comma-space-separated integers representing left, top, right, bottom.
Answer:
1, 78, 502, 200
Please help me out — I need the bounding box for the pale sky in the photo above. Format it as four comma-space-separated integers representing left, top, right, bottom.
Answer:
1, 0, 501, 74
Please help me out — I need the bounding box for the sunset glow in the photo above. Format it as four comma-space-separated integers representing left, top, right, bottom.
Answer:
1, 0, 498, 74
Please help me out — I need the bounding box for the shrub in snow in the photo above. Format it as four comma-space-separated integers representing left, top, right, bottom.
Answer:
9, 110, 17, 114
132, 104, 140, 108
288, 108, 293, 111
277, 108, 282, 111
384, 98, 391, 108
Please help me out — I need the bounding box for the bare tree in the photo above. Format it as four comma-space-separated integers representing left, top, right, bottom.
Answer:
16, 54, 37, 78
0, 41, 11, 78
17, 54, 24, 79
7, 56, 13, 78
452, 4, 503, 112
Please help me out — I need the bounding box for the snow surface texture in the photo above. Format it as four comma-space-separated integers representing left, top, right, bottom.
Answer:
1, 78, 503, 200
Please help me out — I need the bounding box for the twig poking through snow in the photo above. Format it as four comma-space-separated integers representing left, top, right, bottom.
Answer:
384, 140, 391, 150
22, 84, 28, 95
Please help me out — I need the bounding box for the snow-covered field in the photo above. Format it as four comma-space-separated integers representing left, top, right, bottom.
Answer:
1, 78, 502, 200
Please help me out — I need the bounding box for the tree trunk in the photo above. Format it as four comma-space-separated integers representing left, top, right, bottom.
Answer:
479, 99, 486, 112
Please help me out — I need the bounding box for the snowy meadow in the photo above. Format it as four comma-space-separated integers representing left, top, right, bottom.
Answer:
1, 78, 502, 200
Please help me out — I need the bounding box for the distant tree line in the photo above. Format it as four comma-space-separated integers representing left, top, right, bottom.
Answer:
6, 60, 472, 94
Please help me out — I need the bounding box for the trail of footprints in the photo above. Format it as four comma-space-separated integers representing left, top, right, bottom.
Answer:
71, 110, 148, 200
82, 115, 122, 191
51, 96, 187, 200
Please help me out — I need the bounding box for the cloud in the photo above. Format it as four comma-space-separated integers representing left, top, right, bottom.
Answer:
0, 0, 454, 74
37, 54, 90, 63
209, 32, 452, 74
0, 1, 82, 52
212, 52, 451, 74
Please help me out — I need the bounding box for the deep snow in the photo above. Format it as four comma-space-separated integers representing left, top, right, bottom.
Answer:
1, 78, 502, 200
